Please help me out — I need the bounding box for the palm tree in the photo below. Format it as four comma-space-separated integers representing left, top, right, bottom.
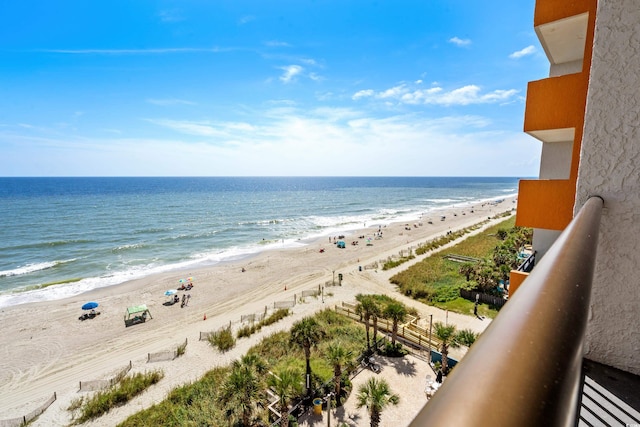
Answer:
383, 301, 407, 347
355, 294, 376, 350
356, 377, 399, 427
326, 341, 349, 403
220, 354, 267, 426
433, 321, 461, 374
268, 368, 304, 427
290, 317, 324, 397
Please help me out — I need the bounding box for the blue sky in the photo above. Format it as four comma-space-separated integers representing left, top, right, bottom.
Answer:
0, 1, 547, 177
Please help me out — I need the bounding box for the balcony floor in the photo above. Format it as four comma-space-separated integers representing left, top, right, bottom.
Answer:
579, 359, 640, 426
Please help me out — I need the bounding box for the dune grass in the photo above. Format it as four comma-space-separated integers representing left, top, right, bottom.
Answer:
207, 324, 236, 352
390, 215, 517, 318
69, 370, 164, 424
118, 309, 367, 426
237, 308, 291, 338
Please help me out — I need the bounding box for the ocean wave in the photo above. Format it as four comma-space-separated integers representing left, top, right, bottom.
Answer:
4, 239, 94, 251
0, 259, 73, 278
237, 218, 291, 226
423, 198, 460, 203
112, 243, 147, 252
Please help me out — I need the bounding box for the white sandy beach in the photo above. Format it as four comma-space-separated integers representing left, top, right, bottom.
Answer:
0, 197, 515, 426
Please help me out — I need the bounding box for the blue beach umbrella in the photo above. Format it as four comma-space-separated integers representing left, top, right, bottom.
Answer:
164, 289, 177, 296
82, 301, 99, 310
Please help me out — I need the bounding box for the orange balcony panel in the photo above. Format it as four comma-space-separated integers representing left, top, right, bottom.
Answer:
524, 73, 587, 134
509, 270, 529, 298
534, 0, 594, 27
516, 179, 575, 230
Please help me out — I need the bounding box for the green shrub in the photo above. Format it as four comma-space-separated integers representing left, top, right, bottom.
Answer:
71, 370, 164, 424
261, 308, 290, 326
176, 340, 187, 357
236, 308, 290, 339
382, 255, 415, 270
236, 324, 258, 338
208, 325, 236, 352
380, 342, 408, 357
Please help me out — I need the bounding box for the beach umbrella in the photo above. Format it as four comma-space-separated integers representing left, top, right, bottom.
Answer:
187, 277, 193, 282
164, 289, 178, 296
178, 279, 186, 283
82, 301, 99, 310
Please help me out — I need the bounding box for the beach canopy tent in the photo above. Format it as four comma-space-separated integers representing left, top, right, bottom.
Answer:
124, 304, 152, 327
337, 240, 346, 248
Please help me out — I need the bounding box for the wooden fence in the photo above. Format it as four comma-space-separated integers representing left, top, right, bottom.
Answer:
0, 393, 56, 427
79, 361, 132, 391
459, 289, 507, 308
147, 338, 188, 363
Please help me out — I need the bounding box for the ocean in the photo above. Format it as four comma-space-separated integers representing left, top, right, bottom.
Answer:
0, 177, 519, 308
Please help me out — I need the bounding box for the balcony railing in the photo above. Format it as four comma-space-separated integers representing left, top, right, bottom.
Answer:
409, 196, 604, 427
517, 250, 536, 273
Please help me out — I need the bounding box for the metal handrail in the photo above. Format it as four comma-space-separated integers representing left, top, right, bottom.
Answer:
517, 250, 536, 272
409, 196, 604, 427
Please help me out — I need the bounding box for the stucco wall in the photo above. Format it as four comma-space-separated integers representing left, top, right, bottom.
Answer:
576, 0, 640, 375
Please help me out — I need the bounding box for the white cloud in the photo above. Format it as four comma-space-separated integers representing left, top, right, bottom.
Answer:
352, 89, 374, 100
449, 37, 471, 47
264, 40, 291, 48
147, 98, 196, 106
146, 119, 256, 139
352, 83, 518, 106
279, 65, 303, 83
379, 85, 407, 99
509, 45, 536, 59
1, 106, 540, 177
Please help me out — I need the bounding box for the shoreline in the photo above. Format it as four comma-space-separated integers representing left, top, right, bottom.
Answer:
0, 193, 517, 310
0, 195, 516, 426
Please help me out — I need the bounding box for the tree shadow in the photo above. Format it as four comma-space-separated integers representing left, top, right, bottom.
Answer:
334, 405, 362, 426
379, 355, 418, 377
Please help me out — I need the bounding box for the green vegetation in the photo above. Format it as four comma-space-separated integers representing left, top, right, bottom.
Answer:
237, 308, 291, 338
355, 294, 417, 355
290, 317, 325, 396
268, 368, 304, 427
118, 309, 369, 426
69, 370, 164, 424
381, 254, 415, 270
356, 377, 400, 427
176, 340, 187, 358
390, 215, 531, 318
207, 324, 237, 352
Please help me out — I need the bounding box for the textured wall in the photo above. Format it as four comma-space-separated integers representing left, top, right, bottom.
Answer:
576, 0, 640, 375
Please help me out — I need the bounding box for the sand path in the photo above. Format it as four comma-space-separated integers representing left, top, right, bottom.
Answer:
0, 197, 514, 426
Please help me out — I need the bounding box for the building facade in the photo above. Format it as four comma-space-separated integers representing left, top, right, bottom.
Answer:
513, 0, 639, 376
